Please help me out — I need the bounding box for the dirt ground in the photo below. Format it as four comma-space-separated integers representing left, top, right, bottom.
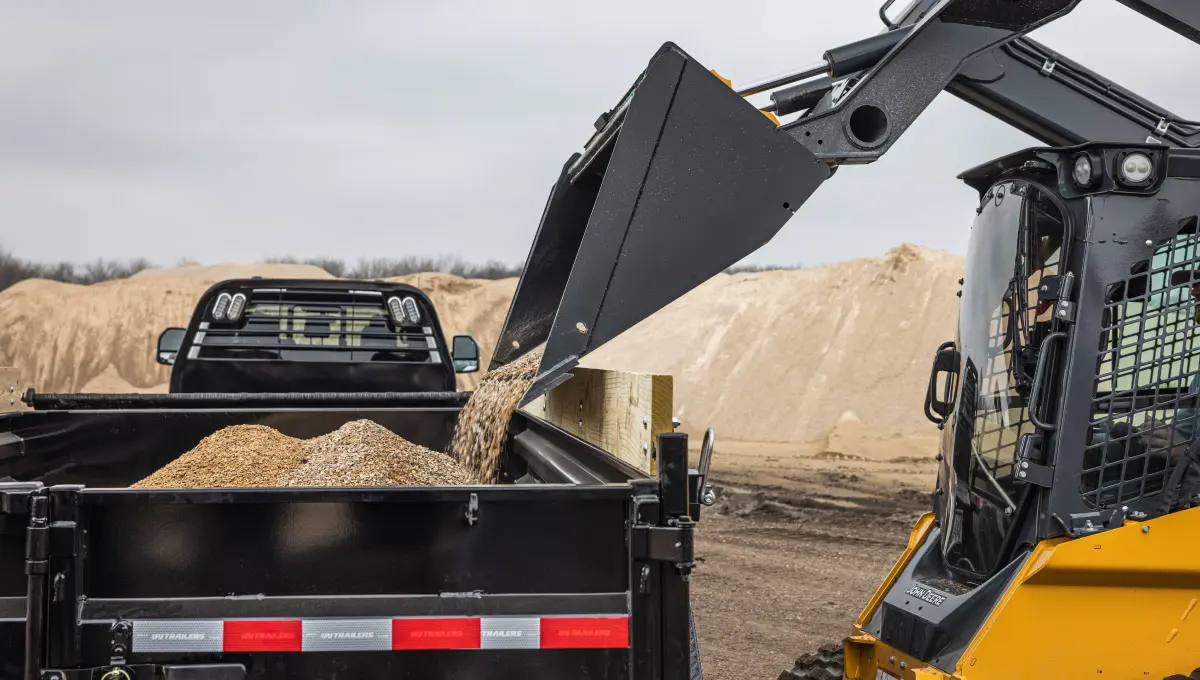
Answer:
689, 439, 939, 680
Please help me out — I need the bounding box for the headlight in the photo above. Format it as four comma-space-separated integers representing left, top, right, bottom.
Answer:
211, 292, 232, 321
1071, 151, 1101, 189
1073, 154, 1092, 186
1118, 151, 1154, 185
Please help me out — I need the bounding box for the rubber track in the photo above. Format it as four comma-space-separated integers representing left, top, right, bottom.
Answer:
777, 641, 845, 680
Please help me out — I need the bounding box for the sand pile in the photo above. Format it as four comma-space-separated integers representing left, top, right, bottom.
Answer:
133, 420, 470, 489
0, 245, 963, 447
586, 244, 964, 444
450, 349, 543, 483
0, 262, 340, 393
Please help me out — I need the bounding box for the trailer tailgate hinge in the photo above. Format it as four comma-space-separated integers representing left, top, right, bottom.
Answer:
632, 521, 695, 573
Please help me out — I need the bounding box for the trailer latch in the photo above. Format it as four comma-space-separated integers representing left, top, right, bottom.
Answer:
632, 520, 695, 570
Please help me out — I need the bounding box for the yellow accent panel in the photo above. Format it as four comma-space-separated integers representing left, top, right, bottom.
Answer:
709, 68, 779, 126
960, 506, 1200, 679
856, 513, 936, 628
845, 633, 951, 680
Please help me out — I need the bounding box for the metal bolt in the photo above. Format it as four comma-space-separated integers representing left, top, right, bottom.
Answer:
1018, 471, 1027, 478
900, 662, 907, 670
643, 443, 648, 453
511, 340, 520, 349
1143, 525, 1150, 534
578, 419, 583, 429
1146, 240, 1154, 246
1040, 285, 1048, 291
576, 322, 588, 334
1004, 507, 1013, 516
671, 417, 681, 429
1021, 461, 1029, 469
1059, 309, 1068, 317
643, 416, 649, 428
889, 656, 896, 663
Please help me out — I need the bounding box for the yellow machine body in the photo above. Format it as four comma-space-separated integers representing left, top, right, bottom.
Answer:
845, 508, 1200, 680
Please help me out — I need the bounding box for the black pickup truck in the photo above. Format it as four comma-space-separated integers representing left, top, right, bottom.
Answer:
153, 278, 482, 394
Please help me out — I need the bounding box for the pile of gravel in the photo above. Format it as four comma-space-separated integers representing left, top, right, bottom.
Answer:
132, 349, 544, 489
131, 424, 305, 489
133, 420, 469, 489
285, 420, 470, 487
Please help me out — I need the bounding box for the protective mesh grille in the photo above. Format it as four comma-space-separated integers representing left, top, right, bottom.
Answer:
1084, 229, 1200, 508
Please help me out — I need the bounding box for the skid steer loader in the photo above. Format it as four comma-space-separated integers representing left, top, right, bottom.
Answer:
486, 0, 1200, 677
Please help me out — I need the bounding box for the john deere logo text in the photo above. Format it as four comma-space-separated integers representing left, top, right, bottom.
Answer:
904, 585, 947, 607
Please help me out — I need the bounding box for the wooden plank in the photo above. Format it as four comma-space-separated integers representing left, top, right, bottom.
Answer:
521, 367, 672, 475
0, 368, 26, 412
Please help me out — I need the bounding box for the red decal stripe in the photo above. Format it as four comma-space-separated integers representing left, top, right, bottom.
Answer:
392, 618, 482, 650
539, 617, 628, 649
223, 620, 302, 652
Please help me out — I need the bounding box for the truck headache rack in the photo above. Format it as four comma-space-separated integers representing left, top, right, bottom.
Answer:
172, 279, 457, 394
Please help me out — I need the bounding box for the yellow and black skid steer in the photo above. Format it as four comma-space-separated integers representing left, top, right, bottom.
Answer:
487, 0, 1200, 677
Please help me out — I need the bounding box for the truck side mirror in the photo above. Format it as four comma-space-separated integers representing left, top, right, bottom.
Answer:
452, 335, 480, 373
157, 328, 186, 365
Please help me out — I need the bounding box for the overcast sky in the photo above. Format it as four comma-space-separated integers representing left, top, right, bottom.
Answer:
1, 1, 1197, 269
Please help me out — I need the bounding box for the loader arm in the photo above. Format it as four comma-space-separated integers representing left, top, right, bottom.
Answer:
493, 0, 1200, 405
885, 0, 1200, 147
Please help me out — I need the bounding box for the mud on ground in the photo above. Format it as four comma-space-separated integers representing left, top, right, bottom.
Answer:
689, 439, 938, 680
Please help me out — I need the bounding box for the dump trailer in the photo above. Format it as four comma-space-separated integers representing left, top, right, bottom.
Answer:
485, 0, 1200, 677
0, 388, 710, 680
152, 278, 481, 394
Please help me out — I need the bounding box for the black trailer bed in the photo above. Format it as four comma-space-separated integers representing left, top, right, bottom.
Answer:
3, 484, 646, 679
0, 399, 694, 680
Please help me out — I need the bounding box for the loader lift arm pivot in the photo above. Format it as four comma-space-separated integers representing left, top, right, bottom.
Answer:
492, 0, 1200, 406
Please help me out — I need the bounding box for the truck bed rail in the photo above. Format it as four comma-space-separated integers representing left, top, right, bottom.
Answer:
22, 390, 470, 411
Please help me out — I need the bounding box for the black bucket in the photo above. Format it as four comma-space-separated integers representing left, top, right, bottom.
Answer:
491, 42, 832, 403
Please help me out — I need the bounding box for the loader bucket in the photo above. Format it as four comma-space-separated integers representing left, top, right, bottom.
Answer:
492, 42, 832, 404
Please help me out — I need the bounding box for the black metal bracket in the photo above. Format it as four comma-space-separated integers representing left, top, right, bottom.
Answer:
1015, 460, 1054, 488
1060, 507, 1127, 536
1037, 275, 1065, 301
1015, 433, 1053, 488
631, 522, 695, 570
464, 492, 479, 527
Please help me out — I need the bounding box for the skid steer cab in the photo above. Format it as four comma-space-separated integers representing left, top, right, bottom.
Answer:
831, 144, 1200, 680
